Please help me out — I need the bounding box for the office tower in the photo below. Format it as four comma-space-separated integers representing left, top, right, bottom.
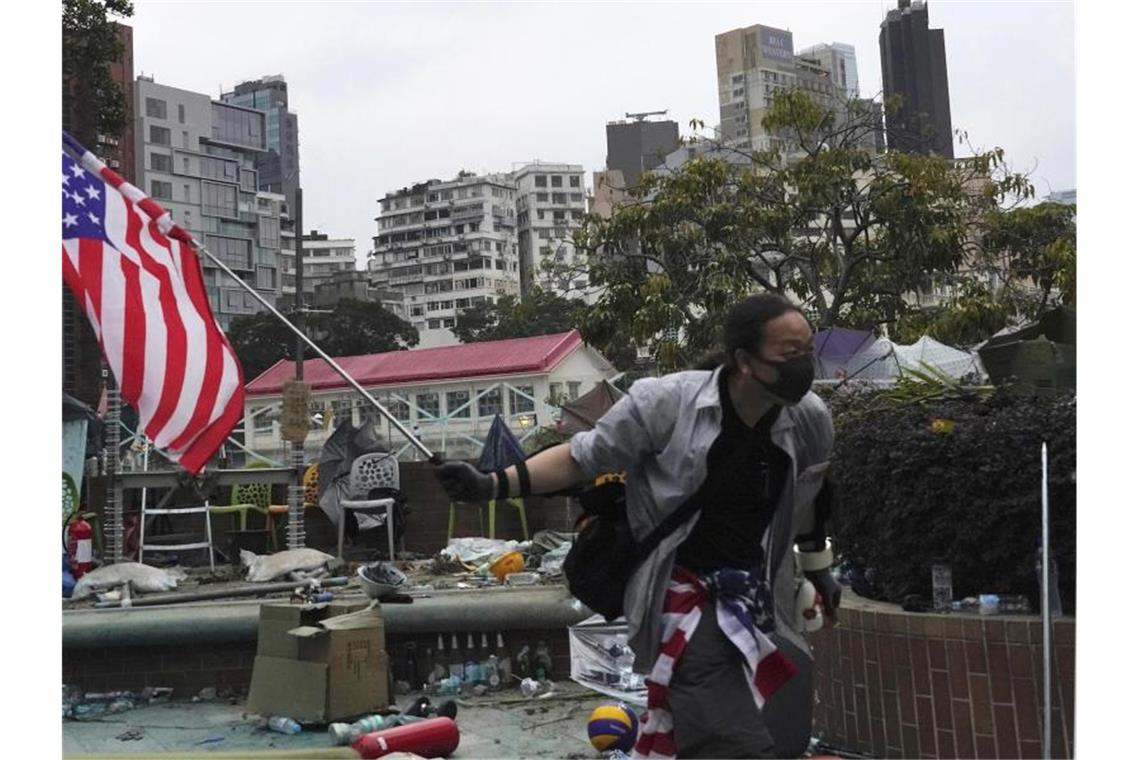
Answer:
879, 0, 954, 158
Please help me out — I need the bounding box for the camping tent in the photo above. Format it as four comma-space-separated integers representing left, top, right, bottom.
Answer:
843, 336, 983, 382
812, 327, 877, 380
558, 380, 625, 435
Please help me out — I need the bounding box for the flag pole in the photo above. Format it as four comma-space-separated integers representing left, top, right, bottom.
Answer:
187, 234, 436, 462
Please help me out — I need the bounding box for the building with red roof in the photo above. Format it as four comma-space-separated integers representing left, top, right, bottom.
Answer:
241, 330, 615, 460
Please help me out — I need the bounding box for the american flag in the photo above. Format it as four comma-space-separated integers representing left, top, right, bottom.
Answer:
61, 132, 244, 474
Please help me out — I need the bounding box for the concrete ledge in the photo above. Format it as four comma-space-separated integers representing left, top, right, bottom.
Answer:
63, 586, 593, 649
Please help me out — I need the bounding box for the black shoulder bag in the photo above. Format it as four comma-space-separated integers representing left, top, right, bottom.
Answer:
562, 479, 704, 621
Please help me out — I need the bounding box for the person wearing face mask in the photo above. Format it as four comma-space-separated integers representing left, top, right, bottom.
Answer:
433, 294, 836, 759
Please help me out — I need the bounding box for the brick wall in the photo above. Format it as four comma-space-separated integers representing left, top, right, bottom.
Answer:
812, 607, 1076, 759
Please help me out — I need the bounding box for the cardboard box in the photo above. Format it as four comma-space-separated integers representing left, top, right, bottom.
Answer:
247, 602, 388, 723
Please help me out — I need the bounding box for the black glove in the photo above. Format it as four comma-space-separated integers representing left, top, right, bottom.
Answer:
805, 568, 842, 626
434, 461, 495, 502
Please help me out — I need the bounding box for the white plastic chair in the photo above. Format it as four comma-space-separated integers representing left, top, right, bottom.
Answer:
338, 452, 399, 562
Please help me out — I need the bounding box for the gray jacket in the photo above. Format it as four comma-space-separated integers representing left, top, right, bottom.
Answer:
569, 367, 834, 670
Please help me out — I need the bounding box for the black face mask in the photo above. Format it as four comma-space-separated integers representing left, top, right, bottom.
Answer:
752, 353, 815, 405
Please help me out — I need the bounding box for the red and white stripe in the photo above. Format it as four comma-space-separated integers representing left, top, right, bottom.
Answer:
632, 566, 798, 760
62, 146, 244, 474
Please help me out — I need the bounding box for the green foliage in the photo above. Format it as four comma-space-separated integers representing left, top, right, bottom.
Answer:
979, 201, 1077, 317
826, 388, 1076, 613
452, 288, 640, 371
63, 0, 135, 147
452, 288, 580, 344
571, 88, 1037, 365
226, 299, 418, 379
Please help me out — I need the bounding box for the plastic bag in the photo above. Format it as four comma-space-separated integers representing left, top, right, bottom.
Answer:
69, 562, 184, 600
241, 548, 335, 582
538, 541, 571, 576
568, 614, 647, 706
439, 537, 523, 565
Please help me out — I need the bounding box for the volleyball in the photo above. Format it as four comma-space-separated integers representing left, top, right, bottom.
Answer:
587, 702, 639, 753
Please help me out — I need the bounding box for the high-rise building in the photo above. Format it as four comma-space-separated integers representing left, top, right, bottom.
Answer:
512, 162, 590, 298
279, 230, 357, 306
134, 76, 283, 330
63, 22, 137, 403
879, 0, 954, 158
605, 117, 680, 190
220, 75, 300, 204
715, 24, 846, 153
798, 42, 859, 99
1045, 189, 1076, 206
369, 173, 521, 348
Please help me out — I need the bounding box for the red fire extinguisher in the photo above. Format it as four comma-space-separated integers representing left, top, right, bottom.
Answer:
353, 717, 460, 759
67, 516, 94, 580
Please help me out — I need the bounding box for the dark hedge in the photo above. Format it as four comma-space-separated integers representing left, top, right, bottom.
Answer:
824, 388, 1076, 614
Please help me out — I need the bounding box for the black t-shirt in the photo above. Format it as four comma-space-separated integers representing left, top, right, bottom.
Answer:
674, 369, 790, 571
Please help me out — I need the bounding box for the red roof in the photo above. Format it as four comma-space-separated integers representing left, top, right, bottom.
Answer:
245, 330, 584, 396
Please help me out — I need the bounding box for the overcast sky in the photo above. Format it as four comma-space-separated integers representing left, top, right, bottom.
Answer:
128, 1, 1075, 267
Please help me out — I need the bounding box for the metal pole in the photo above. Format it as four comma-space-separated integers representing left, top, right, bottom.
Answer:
184, 229, 434, 461
287, 188, 307, 550
102, 364, 124, 564
1041, 442, 1052, 759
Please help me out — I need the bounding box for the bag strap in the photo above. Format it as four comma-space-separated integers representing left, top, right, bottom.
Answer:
631, 495, 705, 562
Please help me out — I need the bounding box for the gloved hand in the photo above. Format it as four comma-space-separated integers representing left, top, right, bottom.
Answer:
434, 460, 496, 502
805, 568, 842, 626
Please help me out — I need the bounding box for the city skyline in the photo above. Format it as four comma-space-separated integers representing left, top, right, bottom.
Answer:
127, 1, 1075, 271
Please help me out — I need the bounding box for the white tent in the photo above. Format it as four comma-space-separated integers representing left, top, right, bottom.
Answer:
843, 336, 983, 382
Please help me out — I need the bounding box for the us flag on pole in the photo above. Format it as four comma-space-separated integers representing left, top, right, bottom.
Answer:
61, 131, 244, 474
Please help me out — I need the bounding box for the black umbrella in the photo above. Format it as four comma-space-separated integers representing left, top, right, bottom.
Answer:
317, 419, 390, 528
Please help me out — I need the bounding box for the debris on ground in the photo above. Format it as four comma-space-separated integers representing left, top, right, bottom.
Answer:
194, 734, 226, 745
241, 547, 336, 582
115, 727, 144, 741
69, 562, 185, 600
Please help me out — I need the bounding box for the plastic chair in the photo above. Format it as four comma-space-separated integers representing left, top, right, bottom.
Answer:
338, 453, 399, 562
448, 497, 529, 542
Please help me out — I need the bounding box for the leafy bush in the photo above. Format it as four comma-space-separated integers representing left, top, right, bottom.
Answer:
824, 386, 1076, 613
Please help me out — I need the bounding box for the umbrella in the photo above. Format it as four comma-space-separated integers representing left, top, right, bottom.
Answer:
318, 419, 390, 529
559, 380, 625, 435
477, 414, 527, 472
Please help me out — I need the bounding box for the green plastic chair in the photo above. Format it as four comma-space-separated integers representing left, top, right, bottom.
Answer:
447, 497, 529, 542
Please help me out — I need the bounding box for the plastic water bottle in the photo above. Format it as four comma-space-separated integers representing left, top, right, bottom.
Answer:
268, 716, 302, 735
614, 633, 636, 690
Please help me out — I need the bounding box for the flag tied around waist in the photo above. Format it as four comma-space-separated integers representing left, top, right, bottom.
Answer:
61, 131, 244, 474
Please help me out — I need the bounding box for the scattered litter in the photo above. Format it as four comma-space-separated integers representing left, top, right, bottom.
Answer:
115, 728, 144, 742
193, 687, 217, 702
519, 678, 541, 698
538, 541, 571, 575
569, 615, 647, 706
194, 735, 226, 745
69, 562, 184, 600
506, 572, 540, 587
440, 537, 523, 565
241, 548, 335, 582
267, 715, 302, 735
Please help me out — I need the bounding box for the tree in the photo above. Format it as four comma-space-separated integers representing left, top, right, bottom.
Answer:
568, 90, 1035, 368
63, 0, 134, 147
452, 288, 640, 371
226, 299, 418, 380
979, 201, 1076, 317
452, 288, 582, 344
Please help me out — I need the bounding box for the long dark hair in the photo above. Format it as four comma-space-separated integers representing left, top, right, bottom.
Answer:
691, 294, 803, 370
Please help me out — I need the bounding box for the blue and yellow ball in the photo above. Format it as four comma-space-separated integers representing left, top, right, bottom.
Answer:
587, 702, 639, 753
